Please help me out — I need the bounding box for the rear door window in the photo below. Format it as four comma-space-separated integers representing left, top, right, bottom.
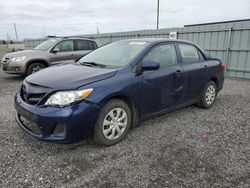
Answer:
178, 44, 200, 63
75, 40, 95, 51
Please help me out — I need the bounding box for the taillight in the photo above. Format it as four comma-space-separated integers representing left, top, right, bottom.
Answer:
220, 63, 225, 71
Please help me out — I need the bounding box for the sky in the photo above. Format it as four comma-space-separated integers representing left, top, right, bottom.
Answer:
0, 0, 250, 40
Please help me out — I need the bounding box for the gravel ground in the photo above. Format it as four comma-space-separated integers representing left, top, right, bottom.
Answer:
0, 69, 249, 187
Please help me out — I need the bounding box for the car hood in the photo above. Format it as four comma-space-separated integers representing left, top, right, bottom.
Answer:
26, 64, 117, 89
4, 49, 46, 58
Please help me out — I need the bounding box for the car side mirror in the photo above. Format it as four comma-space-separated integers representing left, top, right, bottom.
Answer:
141, 61, 160, 71
51, 48, 59, 54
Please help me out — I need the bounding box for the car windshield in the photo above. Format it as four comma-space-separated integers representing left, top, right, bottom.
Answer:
78, 41, 149, 68
34, 39, 58, 51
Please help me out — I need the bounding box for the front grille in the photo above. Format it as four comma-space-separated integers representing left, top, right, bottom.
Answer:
21, 92, 46, 105
20, 81, 49, 105
19, 115, 42, 135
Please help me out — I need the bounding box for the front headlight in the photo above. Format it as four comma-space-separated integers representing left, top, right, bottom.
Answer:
45, 88, 93, 107
11, 56, 26, 62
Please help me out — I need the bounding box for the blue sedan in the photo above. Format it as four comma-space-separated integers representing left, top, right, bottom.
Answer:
14, 39, 225, 146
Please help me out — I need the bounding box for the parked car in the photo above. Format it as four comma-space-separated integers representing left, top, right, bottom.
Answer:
1, 37, 98, 76
14, 39, 225, 146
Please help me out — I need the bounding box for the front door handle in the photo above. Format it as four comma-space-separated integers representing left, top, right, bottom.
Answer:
175, 69, 182, 77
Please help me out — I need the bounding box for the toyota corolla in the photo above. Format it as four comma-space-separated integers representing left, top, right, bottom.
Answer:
14, 39, 224, 146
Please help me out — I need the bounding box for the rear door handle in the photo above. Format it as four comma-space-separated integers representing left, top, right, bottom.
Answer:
204, 65, 208, 68
171, 86, 184, 95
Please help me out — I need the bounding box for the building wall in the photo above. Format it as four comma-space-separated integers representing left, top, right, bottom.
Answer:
24, 20, 250, 78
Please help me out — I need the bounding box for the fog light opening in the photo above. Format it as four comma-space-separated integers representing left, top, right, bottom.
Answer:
53, 124, 66, 138
14, 67, 20, 71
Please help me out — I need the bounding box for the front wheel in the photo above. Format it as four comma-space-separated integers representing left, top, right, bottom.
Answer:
197, 81, 217, 109
27, 63, 45, 76
94, 99, 131, 146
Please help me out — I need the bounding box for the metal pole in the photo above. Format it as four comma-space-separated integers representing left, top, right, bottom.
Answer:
225, 27, 232, 76
13, 23, 18, 41
157, 0, 160, 29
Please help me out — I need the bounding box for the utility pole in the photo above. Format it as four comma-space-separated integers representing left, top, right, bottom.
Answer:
156, 0, 160, 29
96, 26, 100, 34
13, 23, 18, 41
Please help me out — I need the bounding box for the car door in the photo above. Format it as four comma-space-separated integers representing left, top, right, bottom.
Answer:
176, 43, 210, 103
74, 40, 95, 60
139, 43, 184, 117
49, 40, 75, 65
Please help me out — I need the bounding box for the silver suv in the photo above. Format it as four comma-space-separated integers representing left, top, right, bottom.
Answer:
1, 37, 98, 76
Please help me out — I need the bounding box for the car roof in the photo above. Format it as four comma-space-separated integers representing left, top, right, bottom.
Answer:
48, 37, 96, 42
121, 38, 197, 45
120, 38, 210, 59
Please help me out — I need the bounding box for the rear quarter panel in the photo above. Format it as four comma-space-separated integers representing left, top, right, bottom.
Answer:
208, 60, 224, 91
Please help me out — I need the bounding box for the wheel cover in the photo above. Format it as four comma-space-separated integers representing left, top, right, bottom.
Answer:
205, 85, 216, 105
32, 66, 44, 74
102, 108, 128, 140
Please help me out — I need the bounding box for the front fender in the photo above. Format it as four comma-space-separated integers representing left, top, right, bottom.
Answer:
79, 71, 141, 110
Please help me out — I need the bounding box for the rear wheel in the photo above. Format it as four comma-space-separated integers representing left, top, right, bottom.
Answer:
94, 99, 131, 146
197, 81, 217, 109
27, 63, 45, 76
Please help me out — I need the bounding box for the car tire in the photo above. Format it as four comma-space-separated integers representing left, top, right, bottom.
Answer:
94, 99, 132, 146
197, 80, 217, 109
27, 63, 45, 76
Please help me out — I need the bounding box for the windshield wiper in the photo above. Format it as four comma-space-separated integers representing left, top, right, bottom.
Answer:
80, 61, 106, 68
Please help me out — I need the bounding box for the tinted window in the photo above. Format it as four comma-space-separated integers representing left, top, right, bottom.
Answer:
143, 44, 177, 68
178, 44, 200, 63
55, 40, 73, 52
75, 40, 94, 51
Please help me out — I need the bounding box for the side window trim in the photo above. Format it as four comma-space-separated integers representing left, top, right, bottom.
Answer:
197, 49, 206, 61
73, 39, 77, 51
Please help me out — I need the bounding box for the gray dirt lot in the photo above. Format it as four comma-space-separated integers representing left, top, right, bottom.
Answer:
0, 69, 249, 188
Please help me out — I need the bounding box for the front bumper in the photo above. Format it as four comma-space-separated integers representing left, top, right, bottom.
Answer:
1, 59, 26, 74
14, 92, 100, 143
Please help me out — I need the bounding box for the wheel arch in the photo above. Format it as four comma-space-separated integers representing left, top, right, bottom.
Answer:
26, 59, 49, 71
101, 94, 139, 128
210, 77, 219, 89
